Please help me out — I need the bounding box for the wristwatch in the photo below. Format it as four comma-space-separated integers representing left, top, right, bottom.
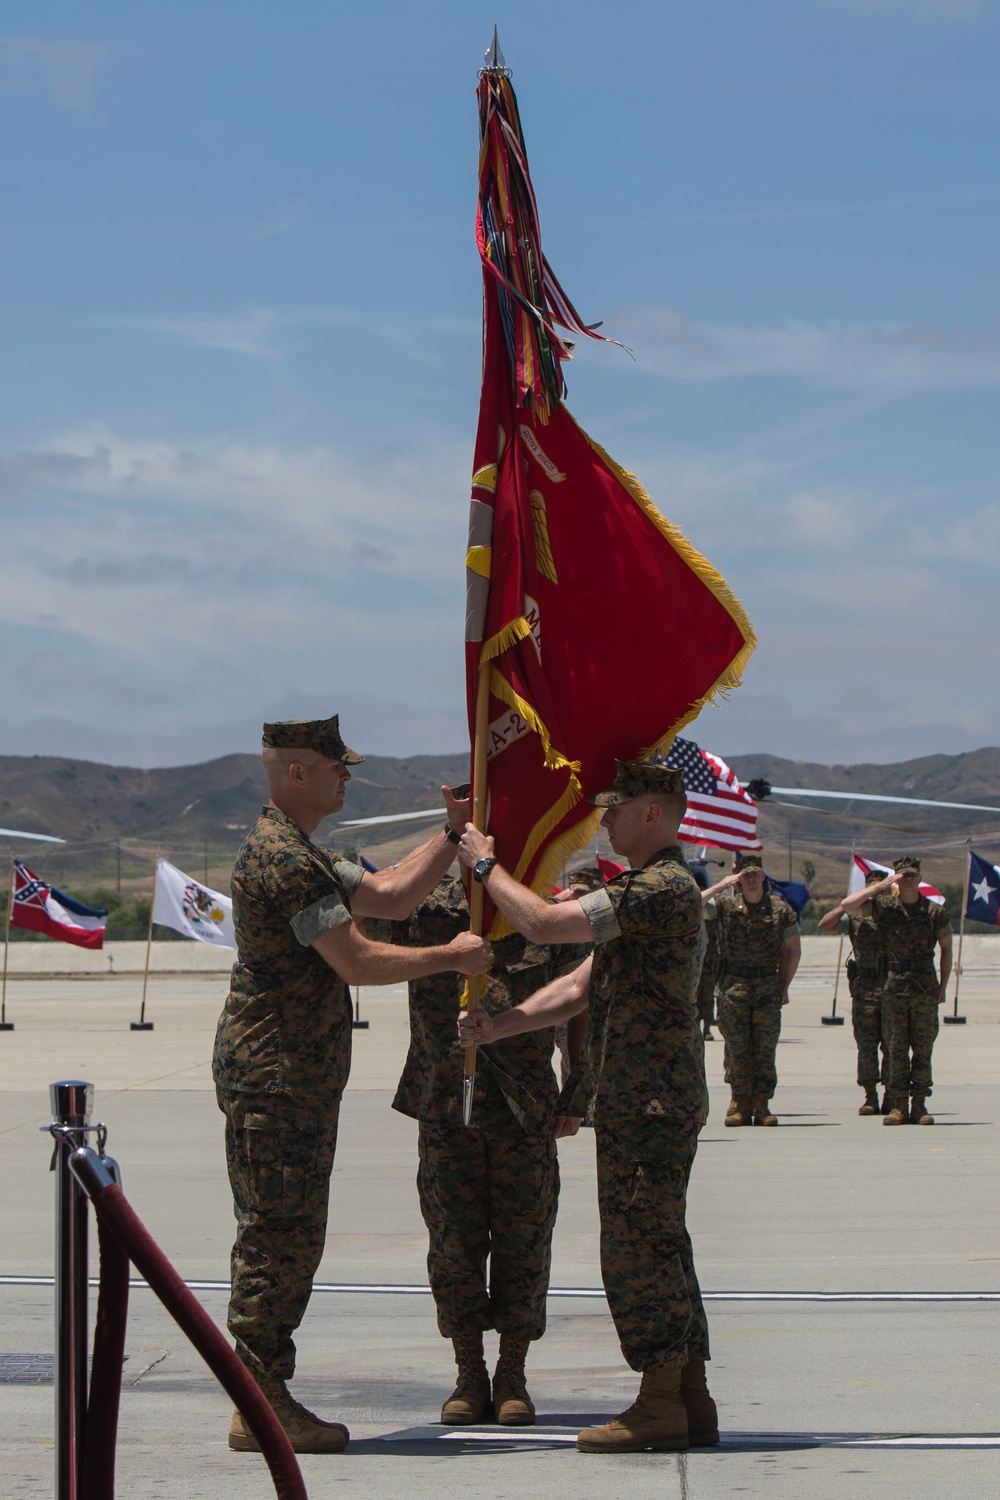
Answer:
473, 856, 498, 883
443, 821, 462, 845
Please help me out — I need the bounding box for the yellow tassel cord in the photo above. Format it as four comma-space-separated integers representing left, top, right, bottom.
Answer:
488, 668, 581, 775
573, 414, 757, 747
479, 614, 534, 665
466, 546, 492, 579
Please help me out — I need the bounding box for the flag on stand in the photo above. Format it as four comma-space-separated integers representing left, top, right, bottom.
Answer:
966, 851, 1000, 926
849, 855, 945, 906
766, 877, 810, 919
663, 737, 762, 853
9, 860, 108, 949
467, 62, 755, 933
152, 859, 235, 948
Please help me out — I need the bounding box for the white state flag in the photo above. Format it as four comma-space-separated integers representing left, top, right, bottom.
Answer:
152, 859, 236, 948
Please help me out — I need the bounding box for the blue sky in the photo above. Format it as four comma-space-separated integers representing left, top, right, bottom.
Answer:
1, 0, 997, 767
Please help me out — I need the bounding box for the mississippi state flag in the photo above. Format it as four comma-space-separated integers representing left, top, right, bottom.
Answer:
966, 851, 1000, 926
664, 737, 762, 853
850, 855, 945, 906
10, 861, 108, 949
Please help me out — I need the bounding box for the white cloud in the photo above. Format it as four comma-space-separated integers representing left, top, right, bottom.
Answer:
613, 305, 1000, 391
115, 309, 286, 358
0, 35, 113, 109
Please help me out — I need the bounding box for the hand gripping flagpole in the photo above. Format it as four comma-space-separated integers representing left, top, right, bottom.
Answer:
943, 842, 970, 1026
462, 667, 492, 1127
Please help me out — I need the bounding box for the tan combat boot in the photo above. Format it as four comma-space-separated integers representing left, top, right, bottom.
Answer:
910, 1096, 935, 1125
725, 1098, 752, 1127
229, 1380, 349, 1453
680, 1358, 720, 1446
753, 1100, 778, 1126
441, 1331, 492, 1425
883, 1098, 908, 1126
492, 1334, 535, 1425
858, 1089, 879, 1116
577, 1365, 688, 1453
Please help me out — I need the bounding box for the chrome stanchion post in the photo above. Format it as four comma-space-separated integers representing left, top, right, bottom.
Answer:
50, 1079, 93, 1500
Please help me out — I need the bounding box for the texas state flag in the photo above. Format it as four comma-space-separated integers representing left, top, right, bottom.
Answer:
966, 852, 1000, 927
10, 860, 108, 949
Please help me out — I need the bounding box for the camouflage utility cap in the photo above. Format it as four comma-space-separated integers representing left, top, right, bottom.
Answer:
864, 868, 884, 886
894, 856, 921, 874
261, 714, 364, 765
591, 760, 685, 807
734, 852, 763, 873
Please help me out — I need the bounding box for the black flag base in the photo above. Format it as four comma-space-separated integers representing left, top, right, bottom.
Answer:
821, 1014, 845, 1026
943, 1014, 967, 1025
130, 1020, 154, 1031
0, 1021, 13, 1031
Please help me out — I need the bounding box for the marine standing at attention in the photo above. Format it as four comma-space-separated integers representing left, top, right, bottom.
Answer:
457, 761, 719, 1455
213, 716, 489, 1455
702, 853, 800, 1128
388, 874, 588, 1427
841, 856, 952, 1127
818, 867, 890, 1115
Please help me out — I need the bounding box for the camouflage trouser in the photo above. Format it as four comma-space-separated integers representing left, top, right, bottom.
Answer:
417, 1102, 558, 1341
882, 978, 940, 1104
696, 959, 716, 1030
595, 1118, 710, 1372
850, 985, 888, 1090
218, 1087, 340, 1384
717, 979, 783, 1104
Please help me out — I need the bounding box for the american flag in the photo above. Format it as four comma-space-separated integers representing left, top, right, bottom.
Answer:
663, 737, 762, 853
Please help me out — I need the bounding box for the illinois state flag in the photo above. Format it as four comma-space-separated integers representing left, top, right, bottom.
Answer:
468, 69, 755, 931
10, 860, 108, 949
152, 859, 235, 948
966, 851, 1000, 926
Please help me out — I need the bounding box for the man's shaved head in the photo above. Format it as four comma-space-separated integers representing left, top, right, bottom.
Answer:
262, 744, 323, 789
262, 746, 352, 832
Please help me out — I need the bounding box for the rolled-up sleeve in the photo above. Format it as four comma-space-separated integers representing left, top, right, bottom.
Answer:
578, 886, 622, 946
291, 893, 352, 947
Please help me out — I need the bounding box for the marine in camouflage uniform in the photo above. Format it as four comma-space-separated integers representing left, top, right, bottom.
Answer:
819, 867, 889, 1113
457, 760, 719, 1454
865, 856, 952, 1126
215, 715, 486, 1453
390, 873, 587, 1424
712, 852, 799, 1127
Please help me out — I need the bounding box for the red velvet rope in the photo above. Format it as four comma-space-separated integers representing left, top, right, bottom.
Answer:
89, 1181, 307, 1500
82, 1211, 130, 1500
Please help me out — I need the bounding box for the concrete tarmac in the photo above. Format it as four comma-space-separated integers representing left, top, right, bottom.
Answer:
2, 942, 999, 1499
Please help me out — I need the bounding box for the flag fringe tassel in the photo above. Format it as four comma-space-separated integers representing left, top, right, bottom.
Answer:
489, 668, 582, 775
479, 615, 534, 665
575, 416, 757, 745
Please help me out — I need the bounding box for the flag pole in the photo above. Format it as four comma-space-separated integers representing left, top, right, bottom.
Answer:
944, 843, 970, 1026
131, 861, 156, 1032
822, 849, 851, 1026
1, 855, 14, 1031
462, 664, 492, 1126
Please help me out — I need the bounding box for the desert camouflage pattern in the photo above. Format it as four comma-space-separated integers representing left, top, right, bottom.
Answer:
563, 847, 708, 1129
871, 892, 951, 1103
841, 909, 889, 1090
418, 1089, 558, 1341
219, 1089, 340, 1383
214, 805, 363, 1096
596, 1118, 711, 1372
715, 886, 797, 1104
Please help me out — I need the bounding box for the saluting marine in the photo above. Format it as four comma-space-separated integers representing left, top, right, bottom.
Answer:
702, 852, 800, 1127
818, 868, 890, 1115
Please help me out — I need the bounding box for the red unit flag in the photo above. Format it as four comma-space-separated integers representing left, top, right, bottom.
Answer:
467, 67, 755, 932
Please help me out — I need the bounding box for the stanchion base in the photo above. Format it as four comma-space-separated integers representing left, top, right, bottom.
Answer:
0, 1022, 14, 1031
130, 1021, 155, 1031
352, 1020, 370, 1030
943, 1015, 967, 1025
821, 1015, 845, 1026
